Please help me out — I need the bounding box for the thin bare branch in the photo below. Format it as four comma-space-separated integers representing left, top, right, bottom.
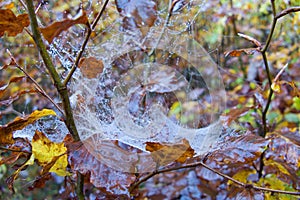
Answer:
275, 6, 300, 19
63, 0, 110, 86
130, 161, 300, 196
6, 50, 65, 116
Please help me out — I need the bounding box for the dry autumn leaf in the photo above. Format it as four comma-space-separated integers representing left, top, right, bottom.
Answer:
66, 135, 136, 194
31, 131, 70, 176
221, 106, 255, 126
78, 57, 104, 79
7, 152, 35, 192
0, 9, 29, 37
224, 48, 260, 57
0, 89, 37, 106
0, 109, 56, 144
0, 76, 26, 98
145, 139, 194, 165
40, 11, 88, 43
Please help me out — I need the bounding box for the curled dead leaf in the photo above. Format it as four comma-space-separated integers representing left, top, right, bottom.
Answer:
40, 11, 88, 43
145, 139, 194, 165
224, 48, 260, 57
0, 9, 30, 37
0, 109, 56, 144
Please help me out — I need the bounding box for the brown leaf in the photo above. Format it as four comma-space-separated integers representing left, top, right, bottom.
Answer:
28, 173, 52, 191
115, 0, 157, 30
145, 139, 194, 165
0, 138, 31, 165
224, 48, 260, 57
0, 89, 37, 106
237, 33, 262, 47
0, 109, 56, 144
78, 57, 103, 79
0, 76, 26, 98
66, 135, 137, 195
0, 9, 29, 37
207, 132, 270, 167
221, 106, 255, 126
40, 11, 88, 43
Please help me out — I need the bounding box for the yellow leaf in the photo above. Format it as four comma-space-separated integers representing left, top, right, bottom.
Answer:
256, 174, 298, 200
264, 159, 290, 175
228, 169, 256, 185
0, 109, 56, 144
271, 82, 281, 93
32, 131, 70, 176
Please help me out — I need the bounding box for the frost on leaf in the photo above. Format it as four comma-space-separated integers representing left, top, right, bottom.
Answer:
115, 0, 157, 31
0, 109, 56, 144
66, 135, 136, 195
40, 11, 88, 43
31, 131, 69, 176
0, 9, 30, 37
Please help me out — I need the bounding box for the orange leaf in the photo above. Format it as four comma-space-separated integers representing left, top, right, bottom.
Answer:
0, 9, 30, 37
145, 139, 194, 165
78, 57, 103, 79
40, 11, 88, 43
224, 48, 260, 57
0, 109, 56, 144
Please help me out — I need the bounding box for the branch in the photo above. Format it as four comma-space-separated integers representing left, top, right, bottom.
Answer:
148, 0, 175, 56
63, 0, 110, 86
6, 50, 65, 116
275, 6, 300, 20
130, 161, 300, 196
25, 0, 83, 198
0, 146, 31, 154
25, 0, 80, 141
260, 0, 277, 136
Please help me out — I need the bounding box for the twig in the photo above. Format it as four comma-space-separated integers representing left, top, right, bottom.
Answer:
260, 2, 300, 137
0, 146, 31, 154
148, 0, 176, 56
6, 50, 65, 116
25, 0, 80, 140
273, 63, 289, 82
130, 161, 300, 196
63, 0, 110, 86
275, 6, 300, 20
260, 0, 276, 137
